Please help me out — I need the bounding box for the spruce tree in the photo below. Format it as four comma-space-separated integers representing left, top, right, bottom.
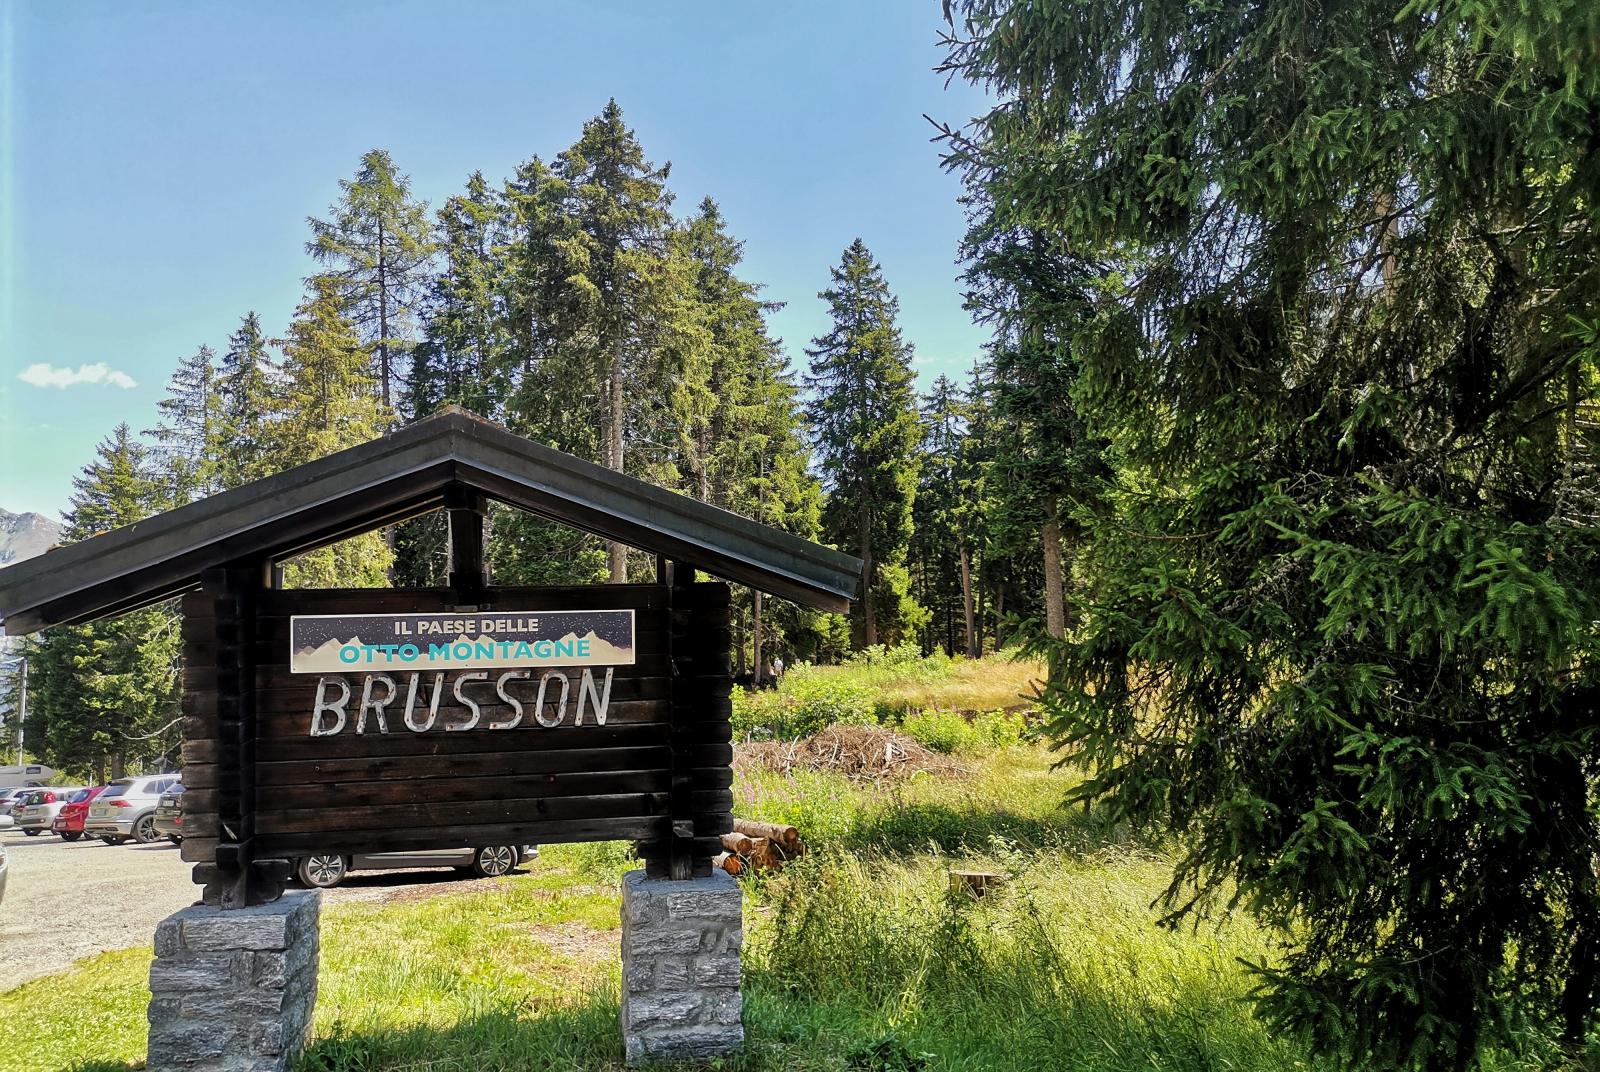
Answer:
216, 312, 277, 489
910, 375, 969, 655
960, 199, 1100, 641
676, 197, 822, 675
944, 1, 1600, 1066
408, 171, 513, 422
25, 427, 181, 779
146, 344, 222, 502
308, 149, 435, 408
268, 278, 392, 587
805, 239, 925, 648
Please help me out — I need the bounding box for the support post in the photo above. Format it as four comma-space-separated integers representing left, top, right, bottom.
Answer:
445, 486, 488, 598
619, 871, 743, 1064
148, 889, 320, 1072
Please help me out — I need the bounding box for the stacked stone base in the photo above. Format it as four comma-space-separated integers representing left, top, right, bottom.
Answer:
620, 870, 744, 1064
148, 890, 320, 1072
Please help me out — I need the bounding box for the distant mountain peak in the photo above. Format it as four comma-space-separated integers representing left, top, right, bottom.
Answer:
0, 508, 63, 567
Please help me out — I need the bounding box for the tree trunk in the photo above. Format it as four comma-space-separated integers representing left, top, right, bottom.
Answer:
960, 541, 978, 658
859, 500, 876, 649
111, 750, 126, 781
1042, 497, 1066, 640
606, 343, 628, 582
734, 605, 747, 678
752, 589, 765, 686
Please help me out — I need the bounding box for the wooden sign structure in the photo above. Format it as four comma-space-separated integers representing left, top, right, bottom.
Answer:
0, 409, 860, 908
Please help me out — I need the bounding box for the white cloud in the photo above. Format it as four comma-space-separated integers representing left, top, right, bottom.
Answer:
17, 362, 138, 389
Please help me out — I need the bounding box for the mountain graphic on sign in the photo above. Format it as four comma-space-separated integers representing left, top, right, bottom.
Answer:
289, 630, 632, 673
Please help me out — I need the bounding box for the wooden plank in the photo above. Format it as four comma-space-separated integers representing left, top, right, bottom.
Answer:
256, 793, 670, 835
247, 770, 673, 811
255, 722, 671, 762
252, 698, 667, 737
255, 745, 676, 786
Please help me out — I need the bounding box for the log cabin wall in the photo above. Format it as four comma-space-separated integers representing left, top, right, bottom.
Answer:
179, 580, 734, 883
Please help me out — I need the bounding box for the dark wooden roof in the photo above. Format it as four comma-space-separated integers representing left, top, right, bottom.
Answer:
0, 408, 860, 634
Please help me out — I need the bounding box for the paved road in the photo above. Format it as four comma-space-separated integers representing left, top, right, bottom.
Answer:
0, 828, 503, 992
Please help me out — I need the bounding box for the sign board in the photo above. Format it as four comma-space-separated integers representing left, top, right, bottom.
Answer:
178, 584, 733, 870
288, 610, 636, 672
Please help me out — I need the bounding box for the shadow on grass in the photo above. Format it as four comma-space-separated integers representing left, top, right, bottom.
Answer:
834, 798, 1149, 860
289, 997, 627, 1072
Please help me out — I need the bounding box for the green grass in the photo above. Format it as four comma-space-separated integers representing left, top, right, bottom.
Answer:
1, 746, 1554, 1072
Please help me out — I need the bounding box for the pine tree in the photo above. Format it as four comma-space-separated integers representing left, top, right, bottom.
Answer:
216, 312, 277, 489
25, 427, 181, 780
961, 199, 1100, 642
910, 375, 969, 655
944, 1, 1600, 1066
408, 171, 513, 422
805, 239, 925, 648
268, 278, 392, 587
308, 149, 435, 408
146, 344, 222, 502
502, 102, 701, 583
676, 198, 822, 676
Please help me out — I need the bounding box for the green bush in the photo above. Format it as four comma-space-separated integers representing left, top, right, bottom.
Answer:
902, 708, 1026, 756
731, 668, 878, 740
902, 708, 980, 755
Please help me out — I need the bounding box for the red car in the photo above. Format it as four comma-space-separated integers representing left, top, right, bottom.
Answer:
51, 786, 107, 842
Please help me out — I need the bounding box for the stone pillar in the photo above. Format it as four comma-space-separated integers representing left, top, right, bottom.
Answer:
147, 889, 320, 1072
619, 870, 743, 1064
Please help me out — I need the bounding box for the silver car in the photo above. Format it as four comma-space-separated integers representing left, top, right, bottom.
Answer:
294, 845, 535, 889
0, 815, 10, 904
0, 786, 38, 818
15, 787, 85, 836
84, 774, 181, 845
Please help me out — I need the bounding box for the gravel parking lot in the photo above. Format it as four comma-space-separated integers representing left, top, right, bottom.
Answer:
0, 828, 503, 992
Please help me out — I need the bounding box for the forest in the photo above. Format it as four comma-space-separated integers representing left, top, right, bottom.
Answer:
9, 0, 1600, 1068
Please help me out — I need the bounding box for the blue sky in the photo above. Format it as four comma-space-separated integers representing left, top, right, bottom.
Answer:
0, 2, 991, 520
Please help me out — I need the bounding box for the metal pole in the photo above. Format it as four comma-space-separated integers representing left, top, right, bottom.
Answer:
16, 658, 25, 767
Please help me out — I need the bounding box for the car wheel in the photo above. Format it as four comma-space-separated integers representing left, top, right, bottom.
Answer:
22, 828, 38, 837
297, 855, 349, 889
132, 815, 159, 844
472, 845, 519, 878
103, 836, 128, 845
61, 832, 82, 842
167, 835, 182, 845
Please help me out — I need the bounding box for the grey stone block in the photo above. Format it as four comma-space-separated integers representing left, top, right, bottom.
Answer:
147, 891, 321, 1072
694, 955, 741, 988
149, 951, 253, 993
179, 891, 318, 952
625, 1026, 746, 1064
653, 958, 691, 989
623, 926, 711, 957
619, 869, 744, 1066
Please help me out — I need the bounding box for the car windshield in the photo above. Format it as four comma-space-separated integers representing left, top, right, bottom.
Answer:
69, 788, 93, 803
22, 791, 44, 805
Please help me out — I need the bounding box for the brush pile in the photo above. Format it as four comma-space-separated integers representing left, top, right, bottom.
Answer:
736, 723, 972, 781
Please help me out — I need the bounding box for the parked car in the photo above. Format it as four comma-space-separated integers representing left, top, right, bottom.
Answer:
152, 783, 185, 844
51, 785, 107, 841
292, 845, 536, 889
0, 815, 9, 904
0, 786, 35, 818
84, 774, 182, 845
15, 787, 85, 836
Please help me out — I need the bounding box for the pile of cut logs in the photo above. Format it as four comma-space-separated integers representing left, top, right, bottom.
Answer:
713, 818, 805, 876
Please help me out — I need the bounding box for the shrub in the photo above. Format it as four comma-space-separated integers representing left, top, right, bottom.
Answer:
901, 708, 1026, 756
902, 708, 981, 755
731, 669, 878, 740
